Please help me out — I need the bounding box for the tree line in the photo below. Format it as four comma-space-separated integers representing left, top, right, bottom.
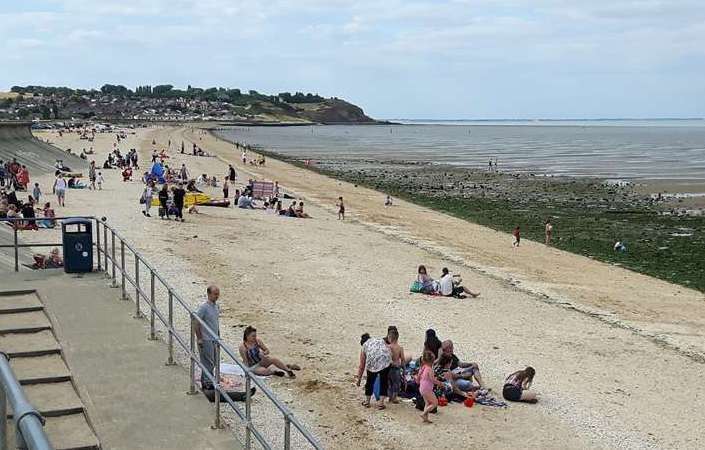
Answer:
10, 84, 327, 104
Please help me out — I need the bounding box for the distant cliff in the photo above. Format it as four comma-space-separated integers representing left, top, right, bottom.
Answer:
0, 85, 378, 124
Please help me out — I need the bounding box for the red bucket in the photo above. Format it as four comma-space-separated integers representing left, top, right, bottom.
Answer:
438, 396, 449, 407
464, 397, 475, 408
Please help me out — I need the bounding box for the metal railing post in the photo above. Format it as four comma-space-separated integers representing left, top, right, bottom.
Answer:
13, 226, 18, 272
284, 415, 291, 450
245, 374, 252, 449
0, 381, 6, 450
95, 220, 101, 272
134, 258, 141, 314
188, 315, 197, 395
149, 271, 156, 339
103, 224, 109, 276
111, 230, 117, 286
213, 343, 222, 429
120, 241, 126, 300
166, 291, 175, 365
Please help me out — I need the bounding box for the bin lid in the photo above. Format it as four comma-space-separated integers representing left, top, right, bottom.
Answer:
62, 218, 93, 226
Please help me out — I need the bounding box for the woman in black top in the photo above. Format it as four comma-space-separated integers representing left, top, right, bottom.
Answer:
158, 185, 170, 219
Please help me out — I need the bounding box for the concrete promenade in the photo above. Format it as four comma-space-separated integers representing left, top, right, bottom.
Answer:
2, 270, 241, 450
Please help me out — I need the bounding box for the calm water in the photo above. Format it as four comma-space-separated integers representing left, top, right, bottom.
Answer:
215, 120, 705, 182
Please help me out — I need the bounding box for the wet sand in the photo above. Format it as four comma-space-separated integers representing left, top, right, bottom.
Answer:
30, 126, 705, 449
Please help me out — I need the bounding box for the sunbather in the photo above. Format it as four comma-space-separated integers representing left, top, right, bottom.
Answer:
239, 326, 298, 378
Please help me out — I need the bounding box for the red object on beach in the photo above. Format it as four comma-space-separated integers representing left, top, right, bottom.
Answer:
438, 396, 448, 407
464, 397, 475, 408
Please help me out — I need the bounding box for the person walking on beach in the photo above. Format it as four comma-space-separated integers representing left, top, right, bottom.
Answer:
356, 333, 392, 410
545, 219, 553, 245
512, 226, 521, 247
179, 163, 189, 182
32, 182, 42, 204
417, 350, 445, 423
141, 181, 154, 217
173, 183, 186, 222
88, 161, 96, 190
53, 173, 67, 207
193, 285, 220, 390
227, 164, 236, 182
223, 179, 229, 199
337, 196, 345, 220
96, 172, 104, 190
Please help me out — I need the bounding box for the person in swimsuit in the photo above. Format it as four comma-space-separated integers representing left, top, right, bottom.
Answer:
503, 366, 537, 403
238, 326, 298, 378
417, 350, 445, 423
337, 196, 345, 220
545, 219, 553, 245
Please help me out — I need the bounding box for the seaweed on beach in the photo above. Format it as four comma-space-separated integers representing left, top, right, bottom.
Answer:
255, 148, 705, 293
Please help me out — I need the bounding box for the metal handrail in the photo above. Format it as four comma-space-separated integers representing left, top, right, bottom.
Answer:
0, 353, 53, 450
0, 216, 322, 449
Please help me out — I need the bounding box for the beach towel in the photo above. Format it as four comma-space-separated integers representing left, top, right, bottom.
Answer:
474, 389, 508, 408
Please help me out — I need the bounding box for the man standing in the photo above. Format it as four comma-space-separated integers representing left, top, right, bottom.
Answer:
173, 183, 186, 222
194, 285, 220, 390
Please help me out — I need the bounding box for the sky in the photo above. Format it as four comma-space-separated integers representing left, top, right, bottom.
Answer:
1, 0, 704, 119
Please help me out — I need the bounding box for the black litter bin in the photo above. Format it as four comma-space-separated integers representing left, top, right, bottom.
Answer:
62, 218, 93, 273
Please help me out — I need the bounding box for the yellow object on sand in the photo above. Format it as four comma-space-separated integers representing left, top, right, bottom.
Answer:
151, 192, 211, 207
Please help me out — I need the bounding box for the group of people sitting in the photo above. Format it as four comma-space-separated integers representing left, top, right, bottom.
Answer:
412, 265, 480, 298
357, 326, 537, 423
104, 148, 139, 170
0, 189, 56, 230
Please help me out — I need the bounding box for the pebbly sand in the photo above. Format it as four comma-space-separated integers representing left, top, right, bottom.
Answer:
29, 126, 705, 449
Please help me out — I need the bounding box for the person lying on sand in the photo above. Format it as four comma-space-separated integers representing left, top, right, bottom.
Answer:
239, 326, 298, 378
503, 367, 538, 403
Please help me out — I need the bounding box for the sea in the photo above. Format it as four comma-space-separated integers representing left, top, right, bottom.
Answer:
214, 119, 705, 183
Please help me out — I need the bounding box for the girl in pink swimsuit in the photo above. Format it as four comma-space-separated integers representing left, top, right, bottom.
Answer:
417, 350, 445, 423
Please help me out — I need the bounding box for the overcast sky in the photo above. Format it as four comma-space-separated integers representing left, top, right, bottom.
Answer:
2, 0, 704, 119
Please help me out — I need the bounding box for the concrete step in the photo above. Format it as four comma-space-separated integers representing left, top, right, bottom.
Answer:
0, 291, 43, 313
10, 354, 72, 385
7, 412, 100, 450
0, 329, 61, 357
0, 310, 52, 333
9, 381, 85, 417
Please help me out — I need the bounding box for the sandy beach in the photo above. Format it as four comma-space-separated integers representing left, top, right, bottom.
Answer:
29, 125, 705, 449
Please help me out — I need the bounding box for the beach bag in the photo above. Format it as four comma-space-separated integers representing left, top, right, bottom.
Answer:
410, 281, 423, 293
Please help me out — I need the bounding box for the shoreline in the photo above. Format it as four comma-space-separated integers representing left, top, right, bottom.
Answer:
212, 130, 705, 293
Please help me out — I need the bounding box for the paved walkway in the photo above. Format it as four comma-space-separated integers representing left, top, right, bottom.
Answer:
2, 270, 241, 450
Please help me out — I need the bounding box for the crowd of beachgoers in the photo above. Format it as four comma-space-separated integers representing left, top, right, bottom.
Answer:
3, 125, 541, 422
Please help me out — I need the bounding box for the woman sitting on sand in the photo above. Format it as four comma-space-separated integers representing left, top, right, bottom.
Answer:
239, 326, 299, 378
502, 366, 537, 403
416, 265, 436, 294
424, 329, 443, 359
295, 201, 310, 218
